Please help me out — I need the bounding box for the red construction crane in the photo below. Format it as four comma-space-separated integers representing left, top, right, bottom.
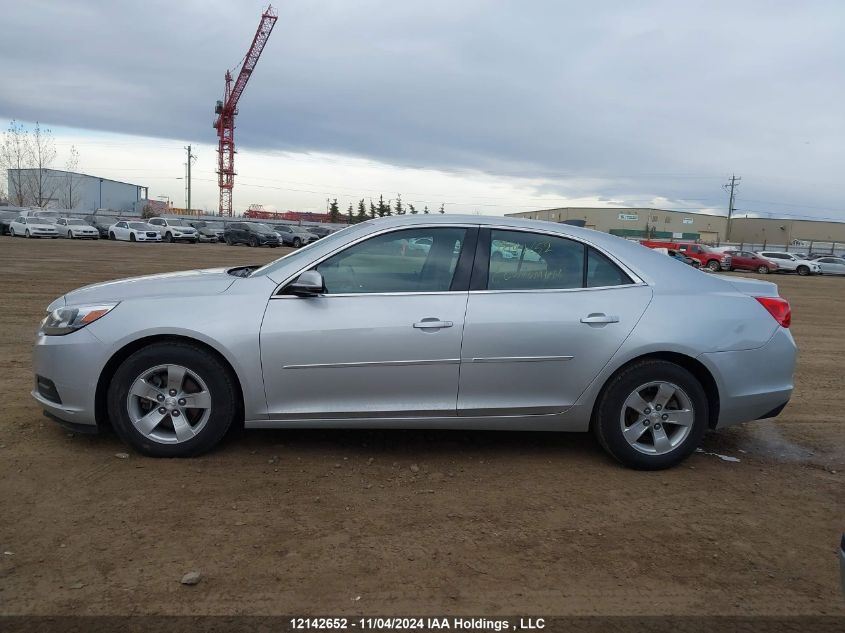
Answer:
213, 5, 278, 217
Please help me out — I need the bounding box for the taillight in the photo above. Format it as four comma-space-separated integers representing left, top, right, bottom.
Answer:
755, 296, 791, 328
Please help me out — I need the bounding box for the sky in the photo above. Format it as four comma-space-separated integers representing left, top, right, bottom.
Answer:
0, 0, 843, 219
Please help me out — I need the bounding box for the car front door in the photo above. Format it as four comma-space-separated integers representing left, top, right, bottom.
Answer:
457, 228, 652, 416
260, 225, 477, 420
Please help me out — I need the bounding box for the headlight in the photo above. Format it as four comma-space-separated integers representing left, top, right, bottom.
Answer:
39, 303, 119, 336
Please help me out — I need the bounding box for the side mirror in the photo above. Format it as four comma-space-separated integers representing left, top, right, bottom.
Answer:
286, 270, 324, 297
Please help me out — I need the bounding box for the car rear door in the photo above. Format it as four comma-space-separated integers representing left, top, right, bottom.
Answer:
259, 225, 477, 420
457, 227, 652, 416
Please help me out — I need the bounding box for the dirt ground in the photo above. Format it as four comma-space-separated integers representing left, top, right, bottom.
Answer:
0, 236, 842, 617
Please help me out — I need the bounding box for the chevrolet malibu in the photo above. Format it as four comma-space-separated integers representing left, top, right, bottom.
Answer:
32, 215, 796, 469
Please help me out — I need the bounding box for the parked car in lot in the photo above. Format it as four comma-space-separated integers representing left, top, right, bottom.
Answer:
272, 224, 318, 247
0, 209, 19, 235
108, 221, 162, 242
224, 222, 280, 247
722, 250, 778, 274
756, 251, 821, 276
31, 215, 796, 470
54, 217, 99, 239
641, 240, 731, 271
187, 219, 226, 243
9, 216, 59, 238
307, 225, 337, 239
813, 256, 845, 275
147, 218, 199, 243
84, 216, 116, 238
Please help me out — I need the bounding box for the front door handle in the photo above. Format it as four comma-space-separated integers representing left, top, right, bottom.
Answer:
580, 313, 619, 324
413, 318, 454, 329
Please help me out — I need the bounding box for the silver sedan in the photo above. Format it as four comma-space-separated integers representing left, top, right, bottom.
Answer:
32, 215, 796, 469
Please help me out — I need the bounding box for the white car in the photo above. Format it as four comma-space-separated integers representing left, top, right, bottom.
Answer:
814, 256, 845, 275
54, 217, 99, 239
108, 221, 162, 242
147, 217, 199, 243
757, 251, 821, 276
9, 216, 59, 239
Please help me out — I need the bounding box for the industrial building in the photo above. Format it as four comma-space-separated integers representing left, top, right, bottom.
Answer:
728, 216, 845, 247
6, 169, 148, 212
506, 207, 728, 242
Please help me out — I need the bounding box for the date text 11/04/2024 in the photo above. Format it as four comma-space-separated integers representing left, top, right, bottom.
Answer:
289, 617, 546, 630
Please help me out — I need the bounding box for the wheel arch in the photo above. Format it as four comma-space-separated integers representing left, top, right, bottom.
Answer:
94, 334, 245, 429
590, 351, 720, 430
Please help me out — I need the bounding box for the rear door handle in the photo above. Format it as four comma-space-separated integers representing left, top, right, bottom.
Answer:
413, 318, 454, 329
580, 313, 619, 324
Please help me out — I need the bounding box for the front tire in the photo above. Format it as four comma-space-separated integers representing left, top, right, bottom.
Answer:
250, 236, 259, 247
706, 260, 720, 272
293, 237, 302, 248
25, 229, 31, 238
757, 265, 769, 274
592, 360, 709, 470
109, 232, 116, 240
107, 342, 238, 457
797, 265, 809, 276
9, 227, 15, 237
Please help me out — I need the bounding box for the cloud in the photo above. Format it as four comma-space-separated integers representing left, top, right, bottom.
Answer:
1, 0, 842, 218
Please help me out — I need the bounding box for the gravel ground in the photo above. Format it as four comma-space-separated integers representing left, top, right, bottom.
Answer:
0, 236, 842, 616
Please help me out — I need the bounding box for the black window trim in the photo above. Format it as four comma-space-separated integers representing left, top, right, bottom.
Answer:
471, 226, 641, 293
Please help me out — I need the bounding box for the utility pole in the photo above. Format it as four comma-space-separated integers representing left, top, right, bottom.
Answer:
722, 174, 741, 241
185, 145, 196, 213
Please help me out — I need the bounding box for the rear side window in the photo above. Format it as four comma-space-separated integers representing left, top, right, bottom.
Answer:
487, 230, 631, 291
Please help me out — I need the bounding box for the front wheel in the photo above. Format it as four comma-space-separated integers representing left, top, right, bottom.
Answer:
797, 265, 810, 276
130, 233, 136, 242
250, 236, 259, 247
9, 228, 15, 237
25, 230, 31, 238
293, 237, 302, 248
107, 342, 238, 457
706, 260, 720, 272
757, 265, 769, 274
109, 232, 116, 240
592, 360, 708, 470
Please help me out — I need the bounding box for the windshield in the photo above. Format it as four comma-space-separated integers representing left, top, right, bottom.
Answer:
129, 222, 151, 230
25, 217, 48, 224
253, 223, 273, 232
251, 223, 364, 277
204, 221, 224, 229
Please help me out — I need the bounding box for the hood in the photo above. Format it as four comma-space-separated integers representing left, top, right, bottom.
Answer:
59, 268, 237, 306
198, 227, 220, 236
27, 222, 57, 229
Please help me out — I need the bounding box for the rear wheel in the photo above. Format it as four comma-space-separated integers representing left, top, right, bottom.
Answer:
107, 342, 238, 457
797, 265, 809, 276
224, 236, 232, 246
706, 259, 720, 272
757, 265, 769, 274
9, 227, 15, 237
593, 360, 708, 470
293, 237, 302, 248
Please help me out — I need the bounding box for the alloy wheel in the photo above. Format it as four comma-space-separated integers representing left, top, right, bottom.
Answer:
126, 364, 212, 444
619, 381, 695, 455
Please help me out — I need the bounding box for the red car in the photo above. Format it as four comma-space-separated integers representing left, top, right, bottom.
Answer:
723, 249, 779, 274
640, 240, 731, 271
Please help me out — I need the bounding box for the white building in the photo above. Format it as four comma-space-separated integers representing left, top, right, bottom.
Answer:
6, 168, 148, 212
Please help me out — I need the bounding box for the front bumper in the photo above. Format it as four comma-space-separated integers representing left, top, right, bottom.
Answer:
699, 327, 796, 428
31, 328, 107, 429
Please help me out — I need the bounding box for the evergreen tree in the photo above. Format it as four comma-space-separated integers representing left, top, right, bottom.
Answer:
347, 203, 353, 223
408, 203, 417, 215
356, 199, 367, 223
423, 205, 430, 214
369, 200, 377, 218
394, 193, 404, 215
328, 198, 341, 223
439, 203, 445, 214
378, 194, 388, 217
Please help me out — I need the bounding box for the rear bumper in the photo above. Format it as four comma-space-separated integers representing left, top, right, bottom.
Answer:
699, 327, 796, 428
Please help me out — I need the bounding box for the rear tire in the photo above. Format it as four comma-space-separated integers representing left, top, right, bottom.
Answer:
797, 265, 809, 276
107, 342, 238, 457
592, 360, 709, 470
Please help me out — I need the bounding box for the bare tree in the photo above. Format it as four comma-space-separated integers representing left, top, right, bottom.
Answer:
58, 145, 82, 209
0, 120, 30, 206
25, 122, 58, 207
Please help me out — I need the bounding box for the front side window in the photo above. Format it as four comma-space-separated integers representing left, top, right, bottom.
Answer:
315, 228, 467, 294
488, 230, 631, 291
